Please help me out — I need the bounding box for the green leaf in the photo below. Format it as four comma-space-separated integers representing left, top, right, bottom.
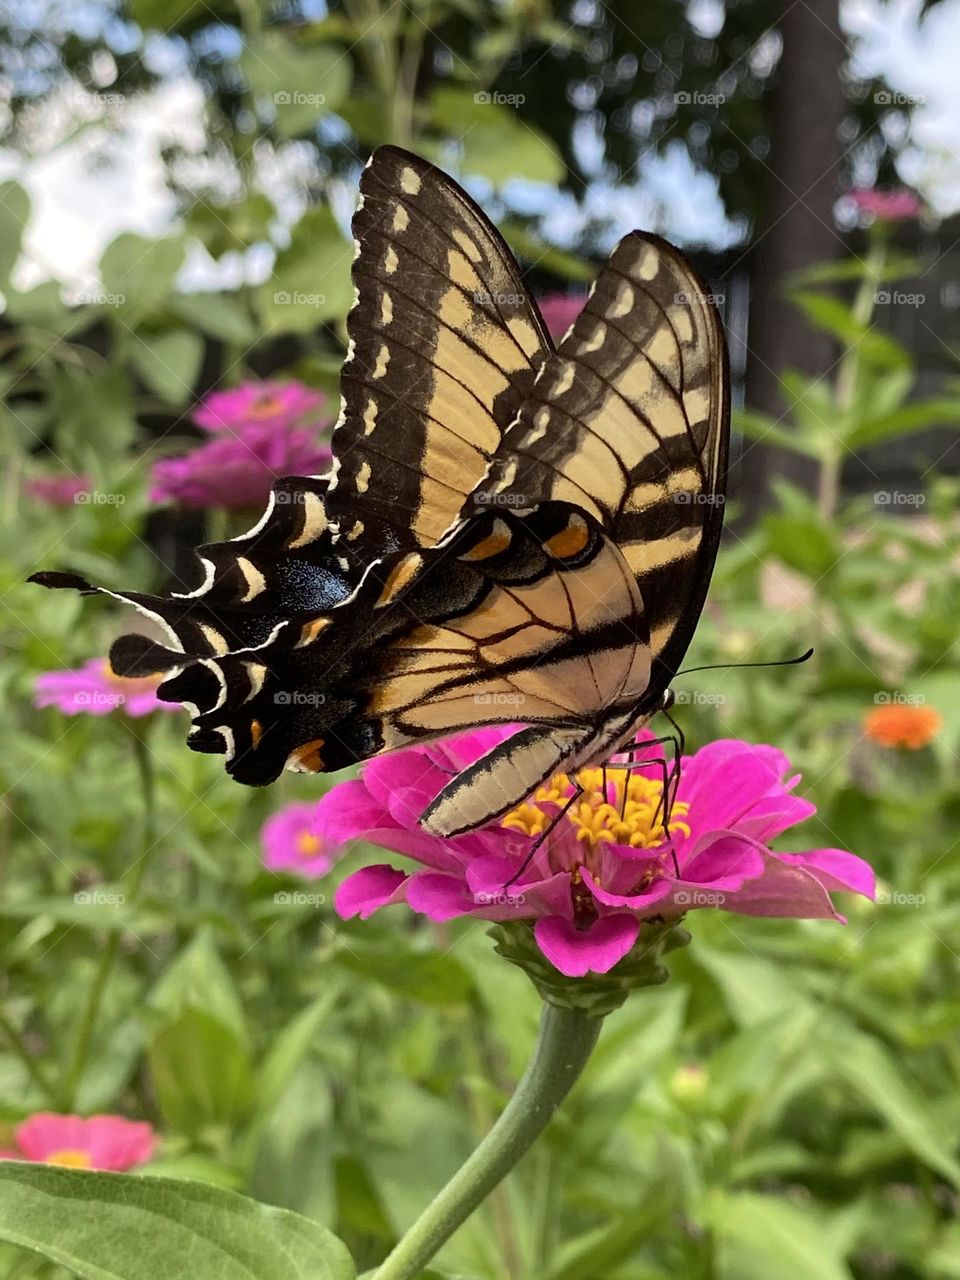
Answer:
427, 88, 564, 186
99, 233, 185, 321
51, 367, 137, 458
693, 945, 810, 1027
244, 37, 352, 136
256, 989, 339, 1116
148, 1009, 254, 1131
150, 931, 249, 1044
0, 1163, 355, 1280
733, 408, 818, 456
336, 937, 475, 1005
709, 1191, 853, 1280
763, 513, 838, 580
790, 290, 910, 368
822, 1030, 960, 1187
131, 329, 204, 406
260, 205, 354, 333
845, 398, 960, 450
0, 181, 29, 284
172, 292, 257, 344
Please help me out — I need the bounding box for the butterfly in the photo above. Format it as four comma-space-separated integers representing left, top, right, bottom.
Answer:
31, 145, 729, 838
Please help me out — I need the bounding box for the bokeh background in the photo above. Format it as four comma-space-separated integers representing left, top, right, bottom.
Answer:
4, 0, 960, 1276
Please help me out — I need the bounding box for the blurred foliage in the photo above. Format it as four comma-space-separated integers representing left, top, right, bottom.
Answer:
2, 3, 960, 1279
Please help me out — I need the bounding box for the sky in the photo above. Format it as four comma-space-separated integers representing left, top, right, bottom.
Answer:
1, 0, 958, 294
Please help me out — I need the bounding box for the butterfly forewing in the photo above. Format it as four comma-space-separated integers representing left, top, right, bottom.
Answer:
483, 230, 729, 692
328, 146, 552, 555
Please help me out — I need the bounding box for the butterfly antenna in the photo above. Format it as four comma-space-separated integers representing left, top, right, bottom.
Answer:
675, 647, 814, 679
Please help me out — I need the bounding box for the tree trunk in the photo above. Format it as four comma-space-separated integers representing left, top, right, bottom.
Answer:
739, 0, 848, 514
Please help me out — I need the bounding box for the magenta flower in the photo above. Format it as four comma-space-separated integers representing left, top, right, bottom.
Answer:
850, 187, 922, 223
34, 658, 175, 718
262, 801, 333, 878
538, 293, 583, 343
193, 380, 327, 434
319, 729, 875, 979
2, 1113, 154, 1171
149, 422, 332, 510
25, 474, 92, 506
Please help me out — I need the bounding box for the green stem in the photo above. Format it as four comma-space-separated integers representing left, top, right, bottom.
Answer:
63, 722, 157, 1106
0, 1006, 58, 1105
374, 1003, 603, 1280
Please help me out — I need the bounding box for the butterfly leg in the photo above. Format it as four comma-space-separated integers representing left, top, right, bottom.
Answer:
503, 781, 584, 891
612, 741, 684, 877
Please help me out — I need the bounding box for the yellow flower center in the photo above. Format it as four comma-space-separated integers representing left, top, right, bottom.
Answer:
295, 830, 323, 859
45, 1149, 92, 1169
503, 766, 690, 854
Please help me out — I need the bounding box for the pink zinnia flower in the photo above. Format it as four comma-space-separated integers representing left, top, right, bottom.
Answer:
319, 729, 875, 979
850, 187, 922, 223
34, 657, 175, 718
149, 423, 332, 510
2, 1113, 154, 1171
26, 474, 92, 506
262, 801, 333, 878
538, 293, 583, 343
193, 380, 327, 434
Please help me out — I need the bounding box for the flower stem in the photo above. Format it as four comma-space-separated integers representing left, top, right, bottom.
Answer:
374, 1002, 603, 1280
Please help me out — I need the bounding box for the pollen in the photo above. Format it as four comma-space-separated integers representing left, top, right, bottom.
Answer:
295, 830, 323, 858
502, 765, 690, 854
864, 703, 941, 750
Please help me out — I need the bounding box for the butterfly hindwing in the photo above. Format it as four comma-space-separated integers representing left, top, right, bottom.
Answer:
328, 146, 552, 555
155, 504, 653, 791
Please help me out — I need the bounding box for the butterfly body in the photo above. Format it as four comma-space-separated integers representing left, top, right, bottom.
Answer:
31, 145, 729, 839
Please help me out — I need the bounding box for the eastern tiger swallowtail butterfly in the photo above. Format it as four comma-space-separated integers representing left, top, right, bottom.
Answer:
31, 145, 729, 838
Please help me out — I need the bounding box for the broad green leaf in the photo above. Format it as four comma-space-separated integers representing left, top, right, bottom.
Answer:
790, 290, 910, 368
99, 233, 185, 320
244, 37, 352, 136
763, 513, 838, 580
427, 88, 564, 186
0, 181, 29, 284
261, 205, 354, 333
172, 292, 257, 344
0, 1163, 355, 1280
131, 329, 204, 405
733, 408, 818, 456
148, 1008, 254, 1131
709, 1191, 853, 1280
822, 1030, 960, 1187
51, 367, 137, 458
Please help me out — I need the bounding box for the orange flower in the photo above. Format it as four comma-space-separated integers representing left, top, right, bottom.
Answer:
864, 703, 941, 750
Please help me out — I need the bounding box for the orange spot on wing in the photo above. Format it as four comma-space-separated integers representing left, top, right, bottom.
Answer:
546, 516, 589, 559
